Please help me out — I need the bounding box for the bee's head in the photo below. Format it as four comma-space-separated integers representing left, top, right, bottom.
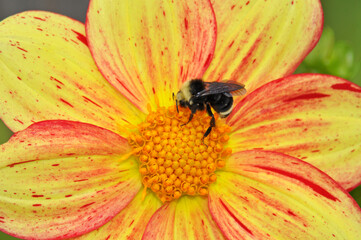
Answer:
175, 91, 188, 108
176, 90, 184, 101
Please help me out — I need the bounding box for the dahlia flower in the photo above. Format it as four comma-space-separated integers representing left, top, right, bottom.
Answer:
1, 0, 361, 239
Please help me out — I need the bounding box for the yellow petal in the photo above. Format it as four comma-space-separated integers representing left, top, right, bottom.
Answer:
0, 11, 143, 134
0, 120, 141, 239
143, 196, 224, 239
86, 0, 216, 110
204, 0, 323, 93
73, 192, 161, 240
209, 150, 361, 239
228, 74, 361, 190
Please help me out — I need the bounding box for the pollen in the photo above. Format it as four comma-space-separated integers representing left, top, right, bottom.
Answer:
128, 106, 232, 203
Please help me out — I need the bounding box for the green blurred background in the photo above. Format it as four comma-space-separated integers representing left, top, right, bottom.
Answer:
0, 0, 360, 239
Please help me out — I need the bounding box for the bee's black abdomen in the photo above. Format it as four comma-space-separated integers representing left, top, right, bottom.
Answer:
209, 93, 233, 113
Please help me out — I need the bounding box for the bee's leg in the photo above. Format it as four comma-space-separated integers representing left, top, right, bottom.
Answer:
181, 105, 196, 126
203, 103, 215, 144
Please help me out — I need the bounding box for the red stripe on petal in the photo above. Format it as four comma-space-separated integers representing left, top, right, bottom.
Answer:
16, 47, 28, 52
31, 195, 44, 198
80, 202, 95, 209
255, 165, 339, 201
7, 160, 36, 168
118, 80, 140, 102
219, 198, 253, 236
33, 16, 46, 21
71, 29, 88, 45
331, 83, 361, 93
60, 98, 74, 108
82, 96, 103, 108
284, 93, 330, 102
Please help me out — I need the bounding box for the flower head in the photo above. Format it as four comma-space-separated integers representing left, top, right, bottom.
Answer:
1, 0, 361, 239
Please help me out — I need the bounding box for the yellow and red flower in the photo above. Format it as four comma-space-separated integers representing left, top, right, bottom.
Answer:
1, 0, 361, 239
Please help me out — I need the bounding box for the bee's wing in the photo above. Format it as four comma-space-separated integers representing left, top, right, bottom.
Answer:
195, 81, 246, 98
231, 87, 247, 96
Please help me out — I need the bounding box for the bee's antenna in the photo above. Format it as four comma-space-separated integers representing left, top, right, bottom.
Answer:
172, 92, 180, 113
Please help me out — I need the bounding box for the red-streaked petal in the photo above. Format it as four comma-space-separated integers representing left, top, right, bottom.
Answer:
0, 120, 141, 240
204, 0, 323, 93
86, 0, 216, 110
209, 150, 361, 239
228, 74, 361, 190
73, 192, 161, 240
0, 11, 143, 133
143, 196, 224, 240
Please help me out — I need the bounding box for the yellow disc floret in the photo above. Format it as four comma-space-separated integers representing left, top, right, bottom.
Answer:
128, 106, 232, 202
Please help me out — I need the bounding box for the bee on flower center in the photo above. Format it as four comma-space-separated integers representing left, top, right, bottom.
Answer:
175, 79, 246, 140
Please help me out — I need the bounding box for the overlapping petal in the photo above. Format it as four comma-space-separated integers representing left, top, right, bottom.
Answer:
0, 11, 143, 134
86, 0, 216, 110
142, 196, 224, 240
0, 120, 141, 240
73, 192, 161, 240
209, 150, 361, 239
204, 0, 323, 93
228, 74, 361, 190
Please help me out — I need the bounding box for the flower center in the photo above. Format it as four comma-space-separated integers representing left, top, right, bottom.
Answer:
128, 106, 232, 202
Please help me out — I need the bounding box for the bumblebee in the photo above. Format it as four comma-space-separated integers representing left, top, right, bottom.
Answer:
175, 79, 246, 140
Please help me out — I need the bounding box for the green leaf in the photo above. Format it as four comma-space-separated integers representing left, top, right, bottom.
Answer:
350, 185, 361, 207
0, 231, 19, 240
296, 26, 360, 81
0, 120, 13, 144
